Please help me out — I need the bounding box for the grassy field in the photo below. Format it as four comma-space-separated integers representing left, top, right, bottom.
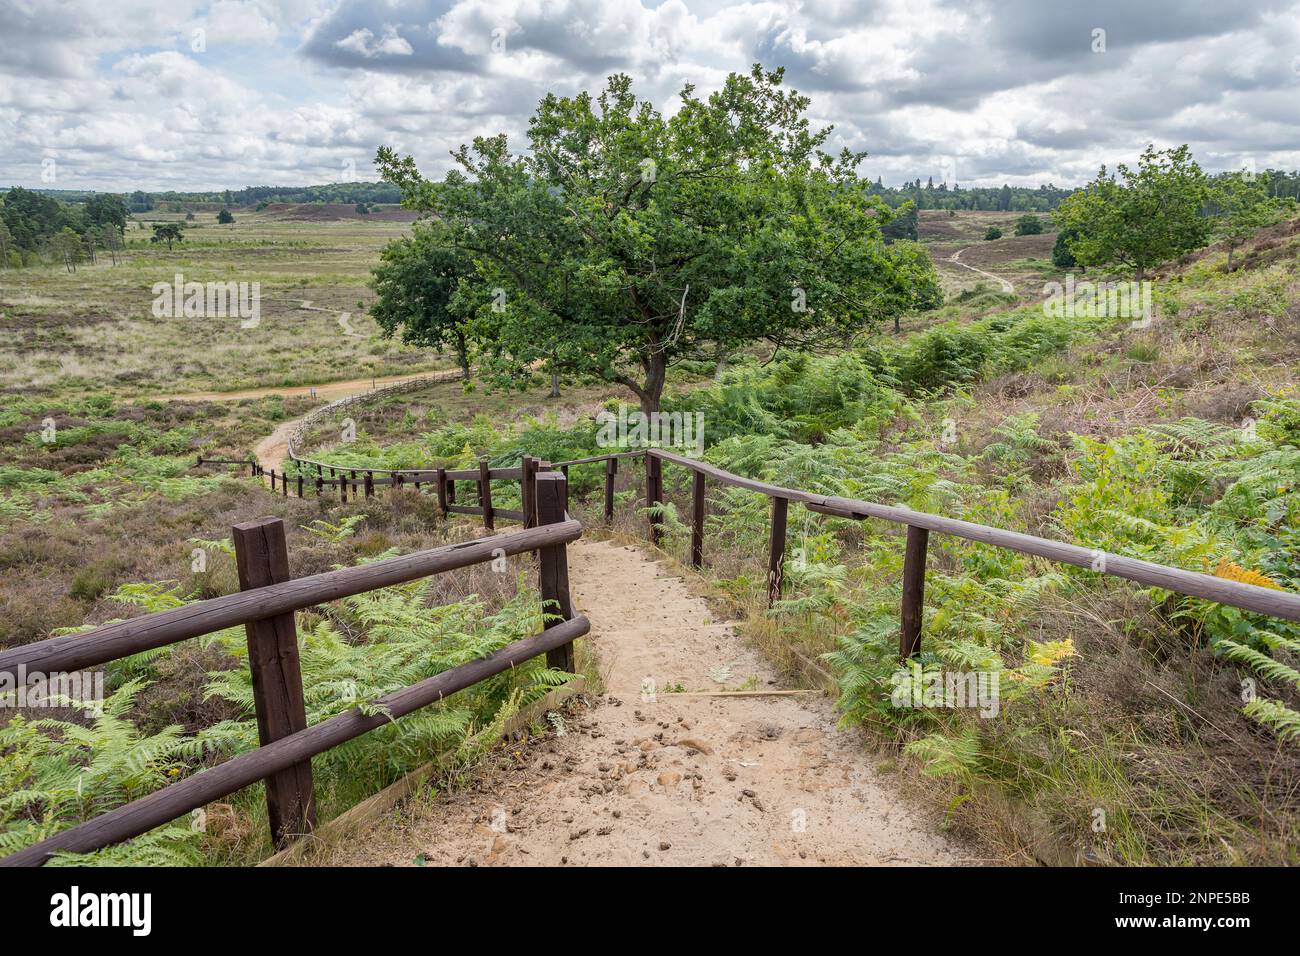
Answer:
0, 209, 450, 398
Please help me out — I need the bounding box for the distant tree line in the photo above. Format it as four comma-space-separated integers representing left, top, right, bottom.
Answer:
134, 182, 403, 207
870, 179, 1074, 212
0, 187, 128, 269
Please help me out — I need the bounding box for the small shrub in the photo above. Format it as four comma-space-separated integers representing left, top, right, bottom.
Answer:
1014, 214, 1044, 236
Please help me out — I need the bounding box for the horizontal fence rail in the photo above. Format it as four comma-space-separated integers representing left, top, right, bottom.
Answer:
1, 615, 589, 867
557, 447, 1300, 650
0, 520, 581, 678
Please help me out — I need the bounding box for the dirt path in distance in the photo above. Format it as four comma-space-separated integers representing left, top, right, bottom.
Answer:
149, 371, 441, 404
317, 539, 978, 867
945, 247, 1016, 293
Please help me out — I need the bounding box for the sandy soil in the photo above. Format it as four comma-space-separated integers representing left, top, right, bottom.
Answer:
150, 371, 439, 404
253, 419, 299, 474
316, 539, 975, 867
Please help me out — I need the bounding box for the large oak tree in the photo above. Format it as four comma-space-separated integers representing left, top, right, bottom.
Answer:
377, 65, 938, 412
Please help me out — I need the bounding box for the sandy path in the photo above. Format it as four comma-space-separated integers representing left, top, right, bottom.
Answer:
319, 539, 971, 867
148, 371, 442, 404
254, 419, 299, 474
945, 247, 1015, 293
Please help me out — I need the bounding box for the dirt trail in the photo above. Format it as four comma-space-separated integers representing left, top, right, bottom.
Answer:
319, 539, 973, 867
148, 371, 441, 404
253, 419, 299, 474
946, 247, 1016, 294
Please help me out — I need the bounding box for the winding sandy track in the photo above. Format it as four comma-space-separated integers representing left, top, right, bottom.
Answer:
316, 539, 976, 867
151, 371, 440, 404
946, 247, 1015, 294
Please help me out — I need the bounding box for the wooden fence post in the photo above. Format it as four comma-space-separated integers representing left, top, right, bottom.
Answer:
296, 474, 303, 498
900, 525, 929, 658
269, 470, 276, 492
604, 457, 617, 523
315, 476, 323, 497
646, 453, 663, 546
364, 472, 374, 499
231, 517, 316, 848
339, 474, 347, 504
447, 475, 456, 505
767, 496, 788, 607
535, 473, 575, 674
436, 468, 448, 515
520, 455, 534, 528
282, 473, 288, 498
691, 469, 706, 569
478, 458, 494, 530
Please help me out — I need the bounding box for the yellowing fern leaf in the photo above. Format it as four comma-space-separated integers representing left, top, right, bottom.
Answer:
1213, 559, 1282, 590
1026, 639, 1077, 666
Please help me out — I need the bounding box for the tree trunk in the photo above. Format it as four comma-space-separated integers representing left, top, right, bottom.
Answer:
550, 371, 560, 398
455, 330, 470, 378
639, 351, 667, 415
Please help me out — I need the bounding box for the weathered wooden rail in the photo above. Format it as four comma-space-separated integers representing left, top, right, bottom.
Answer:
561, 448, 1300, 658
0, 472, 584, 867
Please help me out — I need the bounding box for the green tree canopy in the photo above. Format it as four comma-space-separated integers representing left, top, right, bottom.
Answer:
1013, 213, 1043, 235
1211, 171, 1295, 269
1052, 226, 1078, 268
217, 208, 235, 224
1, 187, 68, 250
1053, 144, 1211, 280
84, 194, 129, 236
150, 222, 184, 250
377, 65, 940, 412
369, 220, 475, 376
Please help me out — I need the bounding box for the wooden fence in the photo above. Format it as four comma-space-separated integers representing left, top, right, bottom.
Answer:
205, 443, 1300, 648
0, 472, 584, 867
568, 448, 1300, 657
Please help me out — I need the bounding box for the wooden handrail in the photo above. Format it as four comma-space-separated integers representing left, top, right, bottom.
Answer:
0, 520, 582, 679
533, 447, 1300, 628
808, 495, 1300, 622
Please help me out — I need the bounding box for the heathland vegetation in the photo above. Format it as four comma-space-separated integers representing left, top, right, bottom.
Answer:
2, 64, 1298, 866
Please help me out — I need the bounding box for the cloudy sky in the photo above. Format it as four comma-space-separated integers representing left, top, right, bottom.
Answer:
2, 0, 1298, 192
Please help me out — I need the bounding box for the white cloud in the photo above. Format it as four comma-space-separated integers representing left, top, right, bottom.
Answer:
336, 26, 416, 58
1, 0, 1297, 190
